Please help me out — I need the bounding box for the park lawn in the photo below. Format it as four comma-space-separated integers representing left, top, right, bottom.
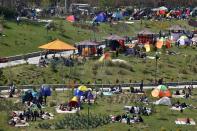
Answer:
0, 89, 197, 131
0, 19, 194, 57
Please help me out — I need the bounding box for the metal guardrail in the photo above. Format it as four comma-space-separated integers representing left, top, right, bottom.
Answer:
0, 81, 196, 91
2, 51, 43, 62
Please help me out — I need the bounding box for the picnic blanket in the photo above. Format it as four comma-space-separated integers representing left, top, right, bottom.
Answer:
172, 95, 185, 98
170, 107, 186, 111
175, 118, 196, 125
0, 94, 19, 98
15, 123, 29, 127
56, 107, 78, 114
84, 99, 95, 104
103, 92, 113, 96
41, 113, 54, 120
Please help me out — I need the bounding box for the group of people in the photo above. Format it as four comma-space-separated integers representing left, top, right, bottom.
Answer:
126, 106, 152, 116
112, 113, 144, 124
174, 85, 193, 98
9, 109, 53, 126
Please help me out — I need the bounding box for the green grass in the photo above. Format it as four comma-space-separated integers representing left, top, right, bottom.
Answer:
1, 46, 197, 85
0, 19, 194, 57
1, 89, 197, 131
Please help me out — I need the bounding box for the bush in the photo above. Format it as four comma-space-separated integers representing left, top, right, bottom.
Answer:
180, 68, 188, 74
105, 70, 113, 75
118, 69, 128, 75
0, 7, 17, 19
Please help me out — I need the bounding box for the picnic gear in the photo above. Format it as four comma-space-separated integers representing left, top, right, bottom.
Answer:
154, 97, 171, 106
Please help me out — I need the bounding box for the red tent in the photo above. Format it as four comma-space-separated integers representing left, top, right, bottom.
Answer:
66, 15, 75, 22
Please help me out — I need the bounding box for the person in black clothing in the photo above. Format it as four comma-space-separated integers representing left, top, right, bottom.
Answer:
140, 80, 143, 92
127, 116, 130, 125
158, 78, 163, 85
138, 116, 143, 122
33, 110, 38, 121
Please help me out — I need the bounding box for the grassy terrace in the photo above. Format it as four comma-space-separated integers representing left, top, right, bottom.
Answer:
1, 46, 197, 85
0, 19, 194, 57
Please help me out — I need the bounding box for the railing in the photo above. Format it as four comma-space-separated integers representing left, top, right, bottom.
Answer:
0, 81, 196, 91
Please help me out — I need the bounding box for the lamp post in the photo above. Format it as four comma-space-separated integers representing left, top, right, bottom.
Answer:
87, 102, 90, 131
155, 52, 159, 84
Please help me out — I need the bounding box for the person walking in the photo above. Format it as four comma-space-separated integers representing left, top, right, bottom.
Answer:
140, 80, 144, 92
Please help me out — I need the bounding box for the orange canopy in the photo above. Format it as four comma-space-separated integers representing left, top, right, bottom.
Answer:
39, 39, 77, 51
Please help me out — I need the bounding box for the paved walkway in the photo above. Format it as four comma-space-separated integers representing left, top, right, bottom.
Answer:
0, 51, 74, 68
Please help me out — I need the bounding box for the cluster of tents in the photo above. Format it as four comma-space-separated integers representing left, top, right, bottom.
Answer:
65, 6, 197, 23
151, 85, 172, 106
68, 85, 94, 108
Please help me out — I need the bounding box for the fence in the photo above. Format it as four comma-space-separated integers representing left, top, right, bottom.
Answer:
0, 81, 196, 91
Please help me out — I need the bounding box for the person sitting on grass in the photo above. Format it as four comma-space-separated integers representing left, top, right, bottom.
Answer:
186, 118, 190, 124
138, 115, 143, 122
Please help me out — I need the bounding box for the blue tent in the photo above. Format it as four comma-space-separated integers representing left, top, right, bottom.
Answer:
74, 89, 84, 97
93, 12, 107, 22
112, 11, 123, 20
40, 85, 51, 96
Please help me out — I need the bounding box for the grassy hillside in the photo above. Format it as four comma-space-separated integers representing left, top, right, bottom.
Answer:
0, 19, 194, 57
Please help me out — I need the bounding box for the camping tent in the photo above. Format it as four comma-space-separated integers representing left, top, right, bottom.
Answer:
93, 12, 107, 22
156, 37, 166, 49
155, 97, 171, 106
112, 11, 123, 20
151, 85, 171, 98
177, 35, 191, 45
66, 15, 75, 22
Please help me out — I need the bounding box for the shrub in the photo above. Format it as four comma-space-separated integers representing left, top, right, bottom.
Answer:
0, 7, 17, 19
50, 61, 57, 72
180, 68, 188, 74
105, 70, 112, 75
118, 69, 128, 75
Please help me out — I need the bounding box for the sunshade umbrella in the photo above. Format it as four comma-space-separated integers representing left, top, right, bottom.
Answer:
78, 85, 88, 92
39, 39, 77, 51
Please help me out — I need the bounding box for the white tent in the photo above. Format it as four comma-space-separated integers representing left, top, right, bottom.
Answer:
154, 97, 171, 106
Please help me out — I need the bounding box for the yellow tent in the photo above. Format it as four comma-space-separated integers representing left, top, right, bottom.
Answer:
39, 39, 77, 51
71, 96, 78, 102
78, 85, 88, 92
